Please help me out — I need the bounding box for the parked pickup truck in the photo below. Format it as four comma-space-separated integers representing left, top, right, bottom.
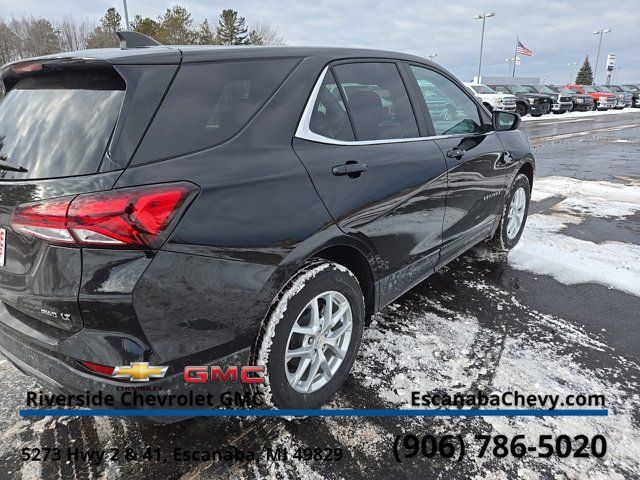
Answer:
522, 84, 573, 114
488, 84, 552, 117
547, 85, 594, 111
604, 85, 633, 108
464, 83, 517, 112
565, 85, 617, 110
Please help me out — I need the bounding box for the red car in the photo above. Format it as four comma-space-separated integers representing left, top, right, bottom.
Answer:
565, 84, 617, 110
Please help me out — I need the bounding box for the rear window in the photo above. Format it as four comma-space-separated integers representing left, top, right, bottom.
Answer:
0, 71, 125, 180
134, 59, 298, 163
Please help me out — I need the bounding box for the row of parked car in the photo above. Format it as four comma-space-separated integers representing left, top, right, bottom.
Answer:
465, 82, 640, 117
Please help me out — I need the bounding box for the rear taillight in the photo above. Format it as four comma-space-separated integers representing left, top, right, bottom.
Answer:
11, 183, 198, 248
79, 360, 115, 377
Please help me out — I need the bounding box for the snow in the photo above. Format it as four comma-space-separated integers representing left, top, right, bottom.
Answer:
508, 176, 640, 296
521, 108, 639, 122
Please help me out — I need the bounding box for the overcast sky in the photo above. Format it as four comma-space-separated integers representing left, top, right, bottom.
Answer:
1, 0, 637, 84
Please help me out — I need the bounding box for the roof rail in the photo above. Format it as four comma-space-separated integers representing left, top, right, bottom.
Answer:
116, 31, 161, 49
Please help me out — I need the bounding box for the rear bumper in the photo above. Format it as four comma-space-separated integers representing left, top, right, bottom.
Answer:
0, 315, 250, 422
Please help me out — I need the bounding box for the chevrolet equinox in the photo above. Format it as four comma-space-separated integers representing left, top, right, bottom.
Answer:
0, 32, 534, 411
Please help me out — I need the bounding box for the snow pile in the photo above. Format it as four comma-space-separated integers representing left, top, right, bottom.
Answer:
509, 177, 640, 296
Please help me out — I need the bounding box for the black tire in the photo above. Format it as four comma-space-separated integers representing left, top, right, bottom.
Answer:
515, 102, 527, 117
253, 261, 365, 409
531, 113, 543, 117
592, 102, 598, 111
488, 173, 531, 251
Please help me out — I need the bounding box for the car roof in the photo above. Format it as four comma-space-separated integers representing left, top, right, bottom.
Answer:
5, 44, 435, 67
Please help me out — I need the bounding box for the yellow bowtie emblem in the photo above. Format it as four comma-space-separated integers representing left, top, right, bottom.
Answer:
113, 362, 168, 382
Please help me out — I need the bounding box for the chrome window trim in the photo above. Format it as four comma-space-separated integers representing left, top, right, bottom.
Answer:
295, 65, 493, 146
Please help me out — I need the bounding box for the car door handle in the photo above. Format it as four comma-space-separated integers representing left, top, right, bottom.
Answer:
332, 162, 368, 177
446, 148, 465, 159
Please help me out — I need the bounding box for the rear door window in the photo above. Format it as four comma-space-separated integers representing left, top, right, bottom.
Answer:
0, 71, 125, 180
134, 59, 298, 162
331, 62, 419, 141
308, 70, 355, 141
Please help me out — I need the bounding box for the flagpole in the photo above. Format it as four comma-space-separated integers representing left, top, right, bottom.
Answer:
512, 37, 519, 79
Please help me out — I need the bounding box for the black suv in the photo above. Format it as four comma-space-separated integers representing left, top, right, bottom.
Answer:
0, 32, 534, 412
488, 84, 552, 117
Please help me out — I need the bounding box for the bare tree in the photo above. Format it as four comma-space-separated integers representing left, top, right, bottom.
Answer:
248, 20, 286, 46
57, 16, 92, 52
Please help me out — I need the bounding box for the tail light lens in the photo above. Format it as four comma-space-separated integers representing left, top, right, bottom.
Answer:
79, 360, 115, 377
11, 182, 198, 248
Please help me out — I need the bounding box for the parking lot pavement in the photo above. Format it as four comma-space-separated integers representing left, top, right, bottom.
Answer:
1, 112, 639, 480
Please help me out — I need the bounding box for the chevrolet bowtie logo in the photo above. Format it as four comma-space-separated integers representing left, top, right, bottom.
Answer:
113, 362, 169, 382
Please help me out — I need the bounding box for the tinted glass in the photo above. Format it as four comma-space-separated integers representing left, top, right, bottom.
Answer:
308, 71, 355, 141
136, 59, 297, 161
491, 85, 510, 93
332, 63, 419, 141
0, 72, 124, 180
410, 66, 483, 136
472, 84, 497, 94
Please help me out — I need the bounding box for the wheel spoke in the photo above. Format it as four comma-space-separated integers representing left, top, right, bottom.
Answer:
291, 324, 315, 335
291, 356, 312, 385
325, 343, 346, 359
301, 354, 322, 392
310, 298, 321, 329
327, 302, 349, 331
321, 292, 333, 330
327, 322, 351, 342
285, 345, 314, 360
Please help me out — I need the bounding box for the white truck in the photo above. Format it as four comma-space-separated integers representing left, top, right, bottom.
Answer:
464, 83, 517, 113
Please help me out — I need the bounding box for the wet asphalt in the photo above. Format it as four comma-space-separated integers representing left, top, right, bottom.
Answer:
0, 110, 639, 480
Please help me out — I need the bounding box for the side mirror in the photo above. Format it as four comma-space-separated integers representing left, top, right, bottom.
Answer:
492, 110, 521, 131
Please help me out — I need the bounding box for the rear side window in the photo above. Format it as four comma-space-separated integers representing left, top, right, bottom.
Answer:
308, 71, 355, 141
0, 71, 124, 180
135, 59, 298, 162
332, 62, 419, 141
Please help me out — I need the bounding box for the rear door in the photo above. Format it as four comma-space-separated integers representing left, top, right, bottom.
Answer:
0, 64, 128, 331
293, 61, 448, 305
405, 65, 510, 267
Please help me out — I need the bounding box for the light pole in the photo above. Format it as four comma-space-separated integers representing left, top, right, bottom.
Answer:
568, 62, 578, 83
122, 0, 130, 30
474, 12, 495, 83
426, 53, 438, 62
592, 29, 611, 83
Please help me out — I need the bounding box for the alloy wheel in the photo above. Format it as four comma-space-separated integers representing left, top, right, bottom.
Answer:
284, 291, 353, 394
506, 187, 526, 239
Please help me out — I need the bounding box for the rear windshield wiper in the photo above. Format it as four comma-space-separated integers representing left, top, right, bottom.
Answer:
0, 161, 28, 173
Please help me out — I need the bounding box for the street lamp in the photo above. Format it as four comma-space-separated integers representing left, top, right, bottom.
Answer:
474, 12, 495, 83
122, 0, 130, 30
592, 29, 611, 83
568, 62, 578, 83
426, 53, 438, 61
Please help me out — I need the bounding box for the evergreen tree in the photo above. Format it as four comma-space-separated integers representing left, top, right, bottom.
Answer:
197, 19, 218, 45
131, 15, 159, 39
101, 7, 122, 32
575, 56, 594, 84
216, 9, 248, 45
86, 7, 121, 48
155, 6, 195, 44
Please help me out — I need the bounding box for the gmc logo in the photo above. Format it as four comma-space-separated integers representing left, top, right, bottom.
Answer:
184, 366, 265, 384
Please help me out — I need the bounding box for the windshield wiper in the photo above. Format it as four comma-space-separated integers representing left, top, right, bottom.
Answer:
0, 161, 28, 173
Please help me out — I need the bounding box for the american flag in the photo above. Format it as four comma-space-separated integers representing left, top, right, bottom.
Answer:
516, 40, 533, 57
